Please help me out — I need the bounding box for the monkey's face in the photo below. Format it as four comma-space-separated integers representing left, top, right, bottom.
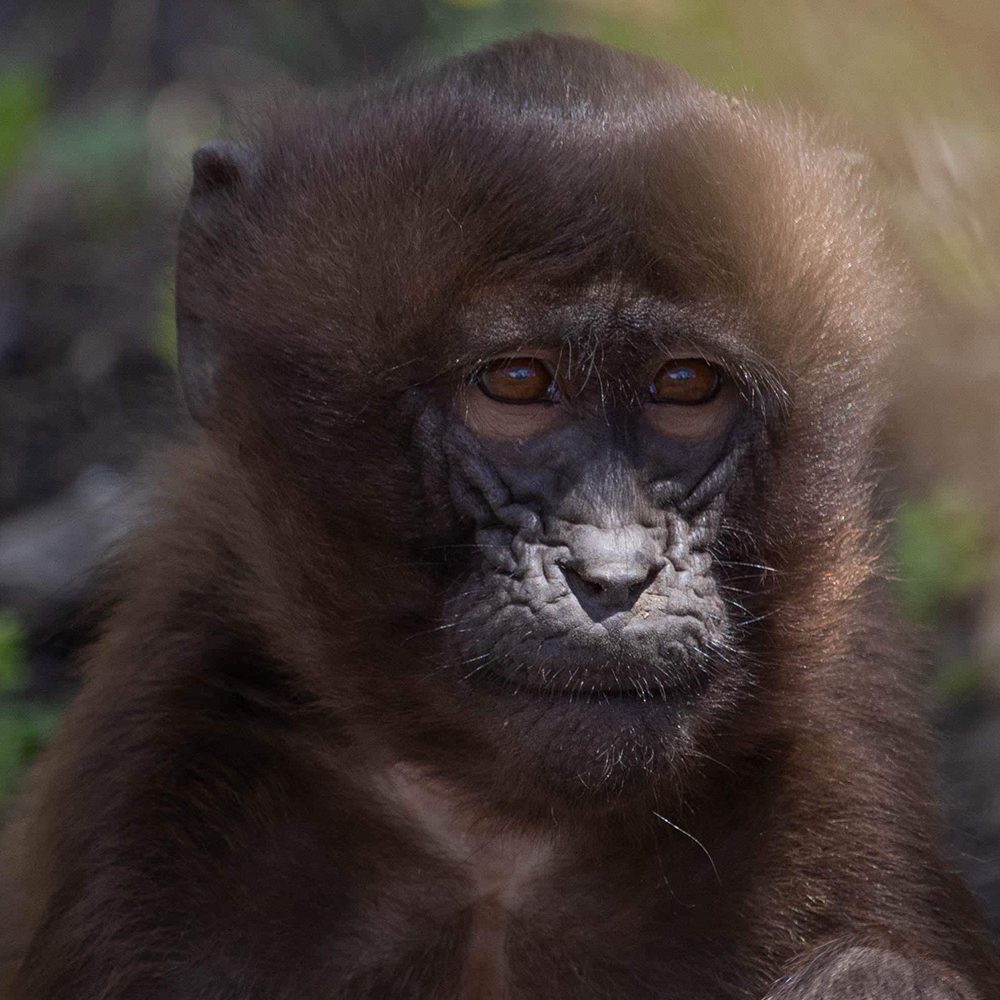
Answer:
406, 293, 767, 798
176, 85, 895, 804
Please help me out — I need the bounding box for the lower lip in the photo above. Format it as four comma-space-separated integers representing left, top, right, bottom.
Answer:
469, 667, 708, 704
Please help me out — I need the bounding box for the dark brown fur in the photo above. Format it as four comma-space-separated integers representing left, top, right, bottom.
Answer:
2, 33, 999, 1000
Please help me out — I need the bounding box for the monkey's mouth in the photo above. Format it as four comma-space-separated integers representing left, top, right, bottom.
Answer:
474, 671, 709, 704
466, 643, 712, 705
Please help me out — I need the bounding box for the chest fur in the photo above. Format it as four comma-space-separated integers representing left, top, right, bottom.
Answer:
378, 765, 555, 999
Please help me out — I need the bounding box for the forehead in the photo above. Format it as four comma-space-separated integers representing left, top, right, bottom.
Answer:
230, 63, 892, 402
256, 114, 799, 369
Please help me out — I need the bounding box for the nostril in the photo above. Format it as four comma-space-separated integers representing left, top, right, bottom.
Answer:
629, 565, 659, 598
562, 562, 658, 619
564, 568, 605, 597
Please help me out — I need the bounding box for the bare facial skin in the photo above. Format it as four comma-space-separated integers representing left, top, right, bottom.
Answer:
1, 32, 999, 1000
459, 351, 739, 442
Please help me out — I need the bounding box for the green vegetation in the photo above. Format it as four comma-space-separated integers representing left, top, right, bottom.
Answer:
0, 612, 60, 804
0, 65, 48, 187
0, 704, 61, 804
894, 493, 995, 703
0, 611, 26, 693
895, 493, 991, 626
153, 267, 178, 368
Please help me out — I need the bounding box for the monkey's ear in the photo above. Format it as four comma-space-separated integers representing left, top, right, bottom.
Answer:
177, 140, 256, 427
190, 140, 256, 198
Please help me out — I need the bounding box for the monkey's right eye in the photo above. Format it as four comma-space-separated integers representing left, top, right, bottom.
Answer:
476, 358, 555, 404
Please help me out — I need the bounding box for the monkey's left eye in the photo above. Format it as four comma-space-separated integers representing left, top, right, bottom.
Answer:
476, 357, 555, 404
649, 359, 721, 405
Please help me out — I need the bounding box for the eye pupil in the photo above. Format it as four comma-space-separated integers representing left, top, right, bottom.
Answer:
649, 359, 721, 405
478, 357, 554, 404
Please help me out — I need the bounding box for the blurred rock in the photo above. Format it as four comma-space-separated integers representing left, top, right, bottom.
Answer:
0, 465, 138, 624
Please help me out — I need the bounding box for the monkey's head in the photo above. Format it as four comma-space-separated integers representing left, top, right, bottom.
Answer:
175, 36, 904, 809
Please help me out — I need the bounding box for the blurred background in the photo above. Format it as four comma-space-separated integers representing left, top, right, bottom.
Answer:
1, 0, 999, 940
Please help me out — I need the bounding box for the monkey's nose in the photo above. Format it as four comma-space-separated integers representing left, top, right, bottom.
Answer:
563, 560, 659, 620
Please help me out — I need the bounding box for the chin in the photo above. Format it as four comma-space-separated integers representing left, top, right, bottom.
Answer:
440, 640, 735, 806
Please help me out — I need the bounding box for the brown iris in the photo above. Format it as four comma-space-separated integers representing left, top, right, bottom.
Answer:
649, 359, 721, 405
477, 357, 554, 404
